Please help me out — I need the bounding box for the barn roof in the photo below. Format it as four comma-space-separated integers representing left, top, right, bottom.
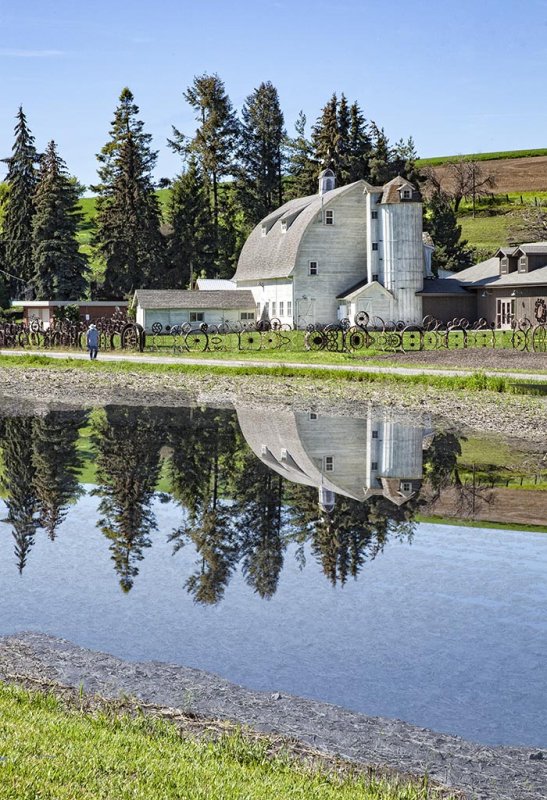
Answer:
233, 180, 372, 283
133, 289, 255, 310
380, 176, 421, 204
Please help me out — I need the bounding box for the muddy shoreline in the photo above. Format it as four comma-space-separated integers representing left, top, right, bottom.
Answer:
1, 364, 546, 445
0, 633, 544, 800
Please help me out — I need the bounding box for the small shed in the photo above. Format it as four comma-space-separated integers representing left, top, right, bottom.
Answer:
132, 289, 256, 331
11, 300, 128, 329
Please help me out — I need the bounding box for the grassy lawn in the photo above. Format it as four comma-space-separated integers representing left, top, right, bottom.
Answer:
0, 683, 450, 800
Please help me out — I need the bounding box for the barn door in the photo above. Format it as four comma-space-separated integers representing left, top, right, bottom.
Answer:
296, 299, 315, 327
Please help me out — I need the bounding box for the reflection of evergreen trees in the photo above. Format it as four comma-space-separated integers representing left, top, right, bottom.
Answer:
286, 484, 418, 586
91, 406, 164, 592
32, 411, 88, 539
168, 408, 240, 604
0, 412, 88, 571
0, 418, 39, 573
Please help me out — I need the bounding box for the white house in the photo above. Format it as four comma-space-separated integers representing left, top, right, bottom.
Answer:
132, 289, 256, 331
232, 170, 427, 327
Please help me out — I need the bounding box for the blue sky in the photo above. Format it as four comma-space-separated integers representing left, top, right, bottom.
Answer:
1, 0, 546, 189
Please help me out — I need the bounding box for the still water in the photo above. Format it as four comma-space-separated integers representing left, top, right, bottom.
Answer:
0, 402, 545, 747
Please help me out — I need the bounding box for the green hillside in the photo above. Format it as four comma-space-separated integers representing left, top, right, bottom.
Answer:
417, 147, 547, 167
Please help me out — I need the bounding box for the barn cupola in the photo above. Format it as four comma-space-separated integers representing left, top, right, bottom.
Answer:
318, 168, 336, 195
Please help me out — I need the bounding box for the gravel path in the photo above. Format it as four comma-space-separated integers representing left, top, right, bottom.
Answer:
0, 633, 544, 800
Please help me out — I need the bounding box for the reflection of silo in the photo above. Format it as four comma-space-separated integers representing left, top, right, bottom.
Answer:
236, 404, 432, 509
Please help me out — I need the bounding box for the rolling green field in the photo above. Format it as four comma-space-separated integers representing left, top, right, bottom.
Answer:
416, 147, 547, 167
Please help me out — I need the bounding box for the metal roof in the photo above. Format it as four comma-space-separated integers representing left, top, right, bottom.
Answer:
133, 289, 255, 310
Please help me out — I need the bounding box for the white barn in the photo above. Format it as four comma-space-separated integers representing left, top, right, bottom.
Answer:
233, 170, 426, 327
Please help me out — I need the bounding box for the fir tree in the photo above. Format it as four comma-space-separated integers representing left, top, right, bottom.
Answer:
172, 74, 240, 269
93, 88, 166, 298
1, 107, 39, 298
391, 136, 422, 186
236, 81, 286, 227
167, 157, 213, 287
425, 191, 475, 274
347, 102, 372, 182
336, 94, 352, 184
285, 111, 318, 199
312, 93, 340, 173
32, 141, 89, 299
368, 123, 394, 185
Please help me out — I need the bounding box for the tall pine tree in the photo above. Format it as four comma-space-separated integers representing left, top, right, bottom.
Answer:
312, 93, 340, 174
347, 102, 372, 182
285, 111, 318, 198
1, 107, 39, 298
425, 191, 474, 274
166, 157, 213, 287
32, 141, 89, 299
93, 88, 166, 298
171, 74, 240, 273
236, 81, 286, 227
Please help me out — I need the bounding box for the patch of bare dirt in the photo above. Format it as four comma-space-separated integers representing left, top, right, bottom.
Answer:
427, 155, 547, 194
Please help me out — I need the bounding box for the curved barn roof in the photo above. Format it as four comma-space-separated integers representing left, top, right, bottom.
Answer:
233, 180, 372, 283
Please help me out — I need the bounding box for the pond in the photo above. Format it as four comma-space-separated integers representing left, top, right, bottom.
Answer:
0, 401, 545, 748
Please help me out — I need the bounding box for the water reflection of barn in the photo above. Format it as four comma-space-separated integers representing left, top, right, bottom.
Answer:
235, 405, 432, 512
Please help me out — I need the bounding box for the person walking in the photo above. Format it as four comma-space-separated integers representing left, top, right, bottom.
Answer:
86, 323, 99, 360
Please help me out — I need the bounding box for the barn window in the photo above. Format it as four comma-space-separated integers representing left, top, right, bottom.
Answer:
372, 273, 379, 282
371, 210, 378, 219
287, 300, 292, 316
309, 261, 318, 275
372, 243, 379, 251
401, 481, 412, 493
189, 311, 204, 322
324, 455, 334, 471
402, 189, 411, 199
371, 461, 378, 470
279, 301, 284, 316
240, 312, 254, 321
324, 210, 334, 225
372, 430, 379, 439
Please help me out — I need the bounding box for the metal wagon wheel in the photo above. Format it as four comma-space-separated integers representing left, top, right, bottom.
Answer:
354, 311, 369, 328
184, 331, 209, 352
344, 326, 371, 352
531, 324, 547, 353
238, 331, 262, 351
401, 326, 423, 353
305, 331, 327, 351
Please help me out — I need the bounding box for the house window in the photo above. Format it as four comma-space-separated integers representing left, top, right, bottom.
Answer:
371, 210, 378, 219
189, 311, 204, 322
324, 455, 334, 472
309, 261, 318, 275
324, 210, 334, 225
372, 243, 379, 251
271, 301, 276, 316
372, 430, 379, 439
279, 301, 284, 316
371, 461, 378, 470
240, 312, 254, 321
287, 300, 292, 316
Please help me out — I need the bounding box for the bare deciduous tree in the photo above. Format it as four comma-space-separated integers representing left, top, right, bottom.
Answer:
423, 158, 497, 215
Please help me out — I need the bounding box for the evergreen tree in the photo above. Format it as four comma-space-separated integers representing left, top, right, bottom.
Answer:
32, 141, 89, 299
93, 88, 166, 298
391, 136, 422, 186
347, 102, 372, 183
285, 111, 318, 199
336, 94, 352, 184
32, 410, 88, 539
0, 417, 39, 573
166, 157, 213, 287
368, 123, 394, 185
425, 191, 475, 274
312, 93, 340, 173
172, 74, 240, 270
1, 107, 39, 297
236, 81, 286, 227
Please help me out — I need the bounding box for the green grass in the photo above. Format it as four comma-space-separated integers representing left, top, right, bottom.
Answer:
417, 148, 547, 167
0, 682, 450, 800
1, 352, 545, 394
